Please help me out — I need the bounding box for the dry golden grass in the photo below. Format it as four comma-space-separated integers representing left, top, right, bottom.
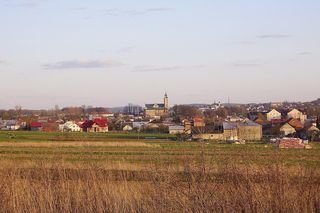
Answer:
0, 141, 160, 148
0, 140, 319, 212
0, 160, 319, 213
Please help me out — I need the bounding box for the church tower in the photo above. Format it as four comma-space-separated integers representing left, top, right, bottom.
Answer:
164, 92, 169, 109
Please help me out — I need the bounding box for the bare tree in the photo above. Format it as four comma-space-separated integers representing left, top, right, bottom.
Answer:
15, 105, 22, 118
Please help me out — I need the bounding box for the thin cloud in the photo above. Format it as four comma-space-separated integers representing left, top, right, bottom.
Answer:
17, 2, 37, 7
104, 7, 174, 16
4, 0, 46, 8
120, 46, 135, 53
132, 66, 181, 73
125, 9, 148, 16
104, 9, 121, 16
70, 7, 88, 11
298, 52, 312, 55
146, 8, 174, 12
238, 41, 255, 45
232, 62, 264, 68
257, 34, 290, 39
44, 60, 123, 70
0, 60, 7, 65
191, 65, 206, 68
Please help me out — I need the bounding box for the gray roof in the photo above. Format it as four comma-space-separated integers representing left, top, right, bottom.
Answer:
192, 125, 224, 134
169, 125, 184, 131
145, 103, 165, 109
5, 120, 17, 126
238, 120, 260, 127
223, 120, 260, 129
223, 122, 237, 130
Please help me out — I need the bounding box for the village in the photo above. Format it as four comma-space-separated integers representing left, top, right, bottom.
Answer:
1, 93, 319, 148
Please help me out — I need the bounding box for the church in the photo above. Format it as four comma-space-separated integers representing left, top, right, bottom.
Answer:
144, 93, 169, 118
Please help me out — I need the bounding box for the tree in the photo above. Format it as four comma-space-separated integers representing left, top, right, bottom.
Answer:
2, 111, 12, 120
81, 105, 87, 119
54, 105, 60, 118
15, 105, 22, 118
216, 108, 228, 118
172, 105, 202, 121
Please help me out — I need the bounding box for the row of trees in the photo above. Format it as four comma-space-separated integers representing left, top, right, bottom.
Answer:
171, 105, 249, 125
0, 105, 114, 121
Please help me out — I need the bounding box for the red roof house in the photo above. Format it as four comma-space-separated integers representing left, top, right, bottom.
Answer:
30, 122, 43, 131
81, 119, 108, 133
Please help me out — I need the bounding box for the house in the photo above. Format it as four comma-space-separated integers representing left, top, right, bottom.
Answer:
280, 123, 296, 136
223, 120, 263, 141
183, 120, 193, 134
287, 109, 307, 124
169, 125, 185, 135
144, 123, 160, 129
237, 120, 263, 141
123, 124, 133, 131
60, 121, 81, 132
223, 122, 238, 141
270, 102, 283, 108
92, 112, 114, 118
253, 113, 269, 124
132, 121, 149, 129
3, 120, 20, 131
226, 115, 244, 122
307, 125, 320, 133
145, 92, 169, 118
288, 118, 304, 130
81, 119, 108, 133
30, 122, 43, 131
193, 117, 205, 127
267, 109, 282, 121
306, 125, 320, 141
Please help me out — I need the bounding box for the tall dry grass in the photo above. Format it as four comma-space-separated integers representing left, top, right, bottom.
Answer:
0, 159, 319, 213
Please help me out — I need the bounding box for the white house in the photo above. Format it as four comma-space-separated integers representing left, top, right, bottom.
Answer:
1, 120, 20, 131
169, 125, 185, 134
59, 121, 81, 132
123, 125, 133, 131
132, 121, 149, 129
280, 123, 296, 136
267, 109, 282, 121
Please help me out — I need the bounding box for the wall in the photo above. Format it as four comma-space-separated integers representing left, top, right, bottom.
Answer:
193, 133, 225, 141
237, 125, 262, 141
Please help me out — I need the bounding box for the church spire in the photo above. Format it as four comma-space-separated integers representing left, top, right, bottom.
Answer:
164, 92, 169, 109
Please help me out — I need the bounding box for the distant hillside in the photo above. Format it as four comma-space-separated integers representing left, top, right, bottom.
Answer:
108, 107, 125, 113
310, 98, 320, 105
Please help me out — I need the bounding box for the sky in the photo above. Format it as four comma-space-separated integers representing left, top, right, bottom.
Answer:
0, 0, 319, 109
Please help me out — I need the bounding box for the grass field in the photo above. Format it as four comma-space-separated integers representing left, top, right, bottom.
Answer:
0, 131, 319, 212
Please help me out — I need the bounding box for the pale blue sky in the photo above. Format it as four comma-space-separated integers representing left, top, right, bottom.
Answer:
0, 0, 319, 109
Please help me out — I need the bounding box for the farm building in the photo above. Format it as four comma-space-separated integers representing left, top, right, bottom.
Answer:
237, 120, 263, 141
192, 125, 224, 141
169, 125, 185, 135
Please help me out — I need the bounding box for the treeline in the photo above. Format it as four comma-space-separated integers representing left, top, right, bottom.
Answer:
0, 106, 111, 120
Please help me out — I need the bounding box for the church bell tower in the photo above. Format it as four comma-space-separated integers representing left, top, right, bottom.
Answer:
164, 92, 169, 109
